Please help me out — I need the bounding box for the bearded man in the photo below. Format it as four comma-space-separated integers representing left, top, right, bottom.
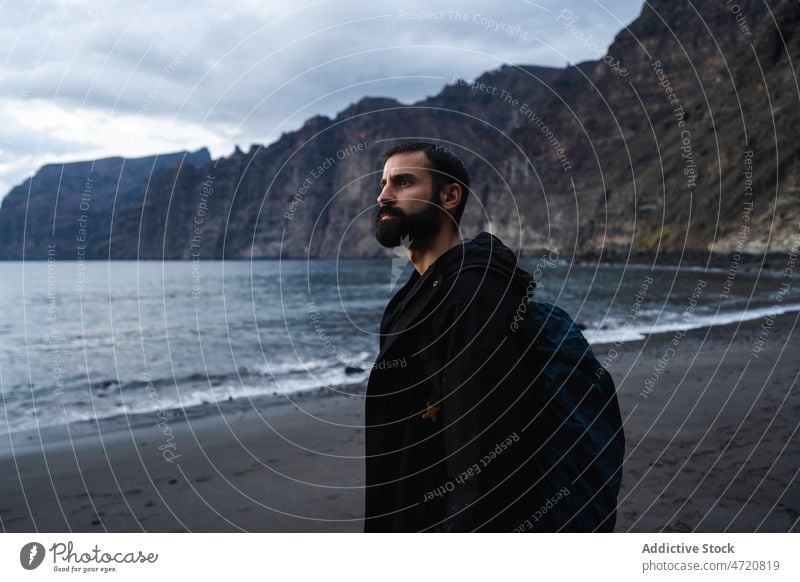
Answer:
365, 141, 625, 532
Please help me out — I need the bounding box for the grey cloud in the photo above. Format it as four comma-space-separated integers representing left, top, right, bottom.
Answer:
0, 0, 643, 198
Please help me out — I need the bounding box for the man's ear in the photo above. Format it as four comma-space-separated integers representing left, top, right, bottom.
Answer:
440, 182, 462, 215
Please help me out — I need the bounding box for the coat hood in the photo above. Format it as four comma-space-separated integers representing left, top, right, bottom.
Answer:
432, 231, 535, 299
375, 231, 536, 365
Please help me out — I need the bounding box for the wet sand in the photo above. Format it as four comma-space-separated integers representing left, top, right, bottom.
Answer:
1, 311, 798, 532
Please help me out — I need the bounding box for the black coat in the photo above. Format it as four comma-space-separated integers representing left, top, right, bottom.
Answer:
364, 232, 625, 532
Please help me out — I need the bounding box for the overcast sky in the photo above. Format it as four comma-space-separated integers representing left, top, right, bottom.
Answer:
0, 0, 644, 199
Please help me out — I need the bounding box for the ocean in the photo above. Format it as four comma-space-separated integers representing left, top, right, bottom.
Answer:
1, 257, 797, 437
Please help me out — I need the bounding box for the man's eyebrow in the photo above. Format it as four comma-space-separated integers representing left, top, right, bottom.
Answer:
380, 172, 416, 186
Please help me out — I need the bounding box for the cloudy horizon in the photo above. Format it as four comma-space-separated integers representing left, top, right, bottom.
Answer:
0, 0, 643, 200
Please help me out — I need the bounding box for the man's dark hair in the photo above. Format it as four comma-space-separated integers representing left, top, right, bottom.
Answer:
381, 141, 470, 224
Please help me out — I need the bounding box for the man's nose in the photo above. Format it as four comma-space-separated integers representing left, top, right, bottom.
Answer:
377, 184, 393, 206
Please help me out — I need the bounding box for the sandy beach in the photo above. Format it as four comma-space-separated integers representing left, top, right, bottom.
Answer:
1, 311, 798, 532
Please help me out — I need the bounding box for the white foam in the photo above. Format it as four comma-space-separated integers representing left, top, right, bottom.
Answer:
584, 303, 800, 345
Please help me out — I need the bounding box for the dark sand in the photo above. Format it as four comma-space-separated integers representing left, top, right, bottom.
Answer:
1, 311, 798, 532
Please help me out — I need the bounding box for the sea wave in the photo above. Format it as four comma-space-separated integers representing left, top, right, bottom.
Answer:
584, 303, 800, 345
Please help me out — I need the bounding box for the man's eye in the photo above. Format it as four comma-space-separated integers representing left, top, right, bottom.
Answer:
398, 179, 410, 186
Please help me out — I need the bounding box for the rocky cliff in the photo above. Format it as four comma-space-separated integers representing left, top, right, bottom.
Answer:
1, 0, 797, 263
0, 149, 211, 259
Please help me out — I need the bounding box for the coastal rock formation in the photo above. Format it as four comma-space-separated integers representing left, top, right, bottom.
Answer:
1, 0, 796, 262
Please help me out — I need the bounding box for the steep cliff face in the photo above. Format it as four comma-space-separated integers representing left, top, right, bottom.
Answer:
0, 149, 211, 259
1, 0, 797, 261
592, 0, 800, 256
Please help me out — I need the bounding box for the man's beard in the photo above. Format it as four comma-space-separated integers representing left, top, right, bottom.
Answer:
373, 194, 442, 248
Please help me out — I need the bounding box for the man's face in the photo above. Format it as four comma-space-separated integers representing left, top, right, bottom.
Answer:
374, 151, 442, 248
